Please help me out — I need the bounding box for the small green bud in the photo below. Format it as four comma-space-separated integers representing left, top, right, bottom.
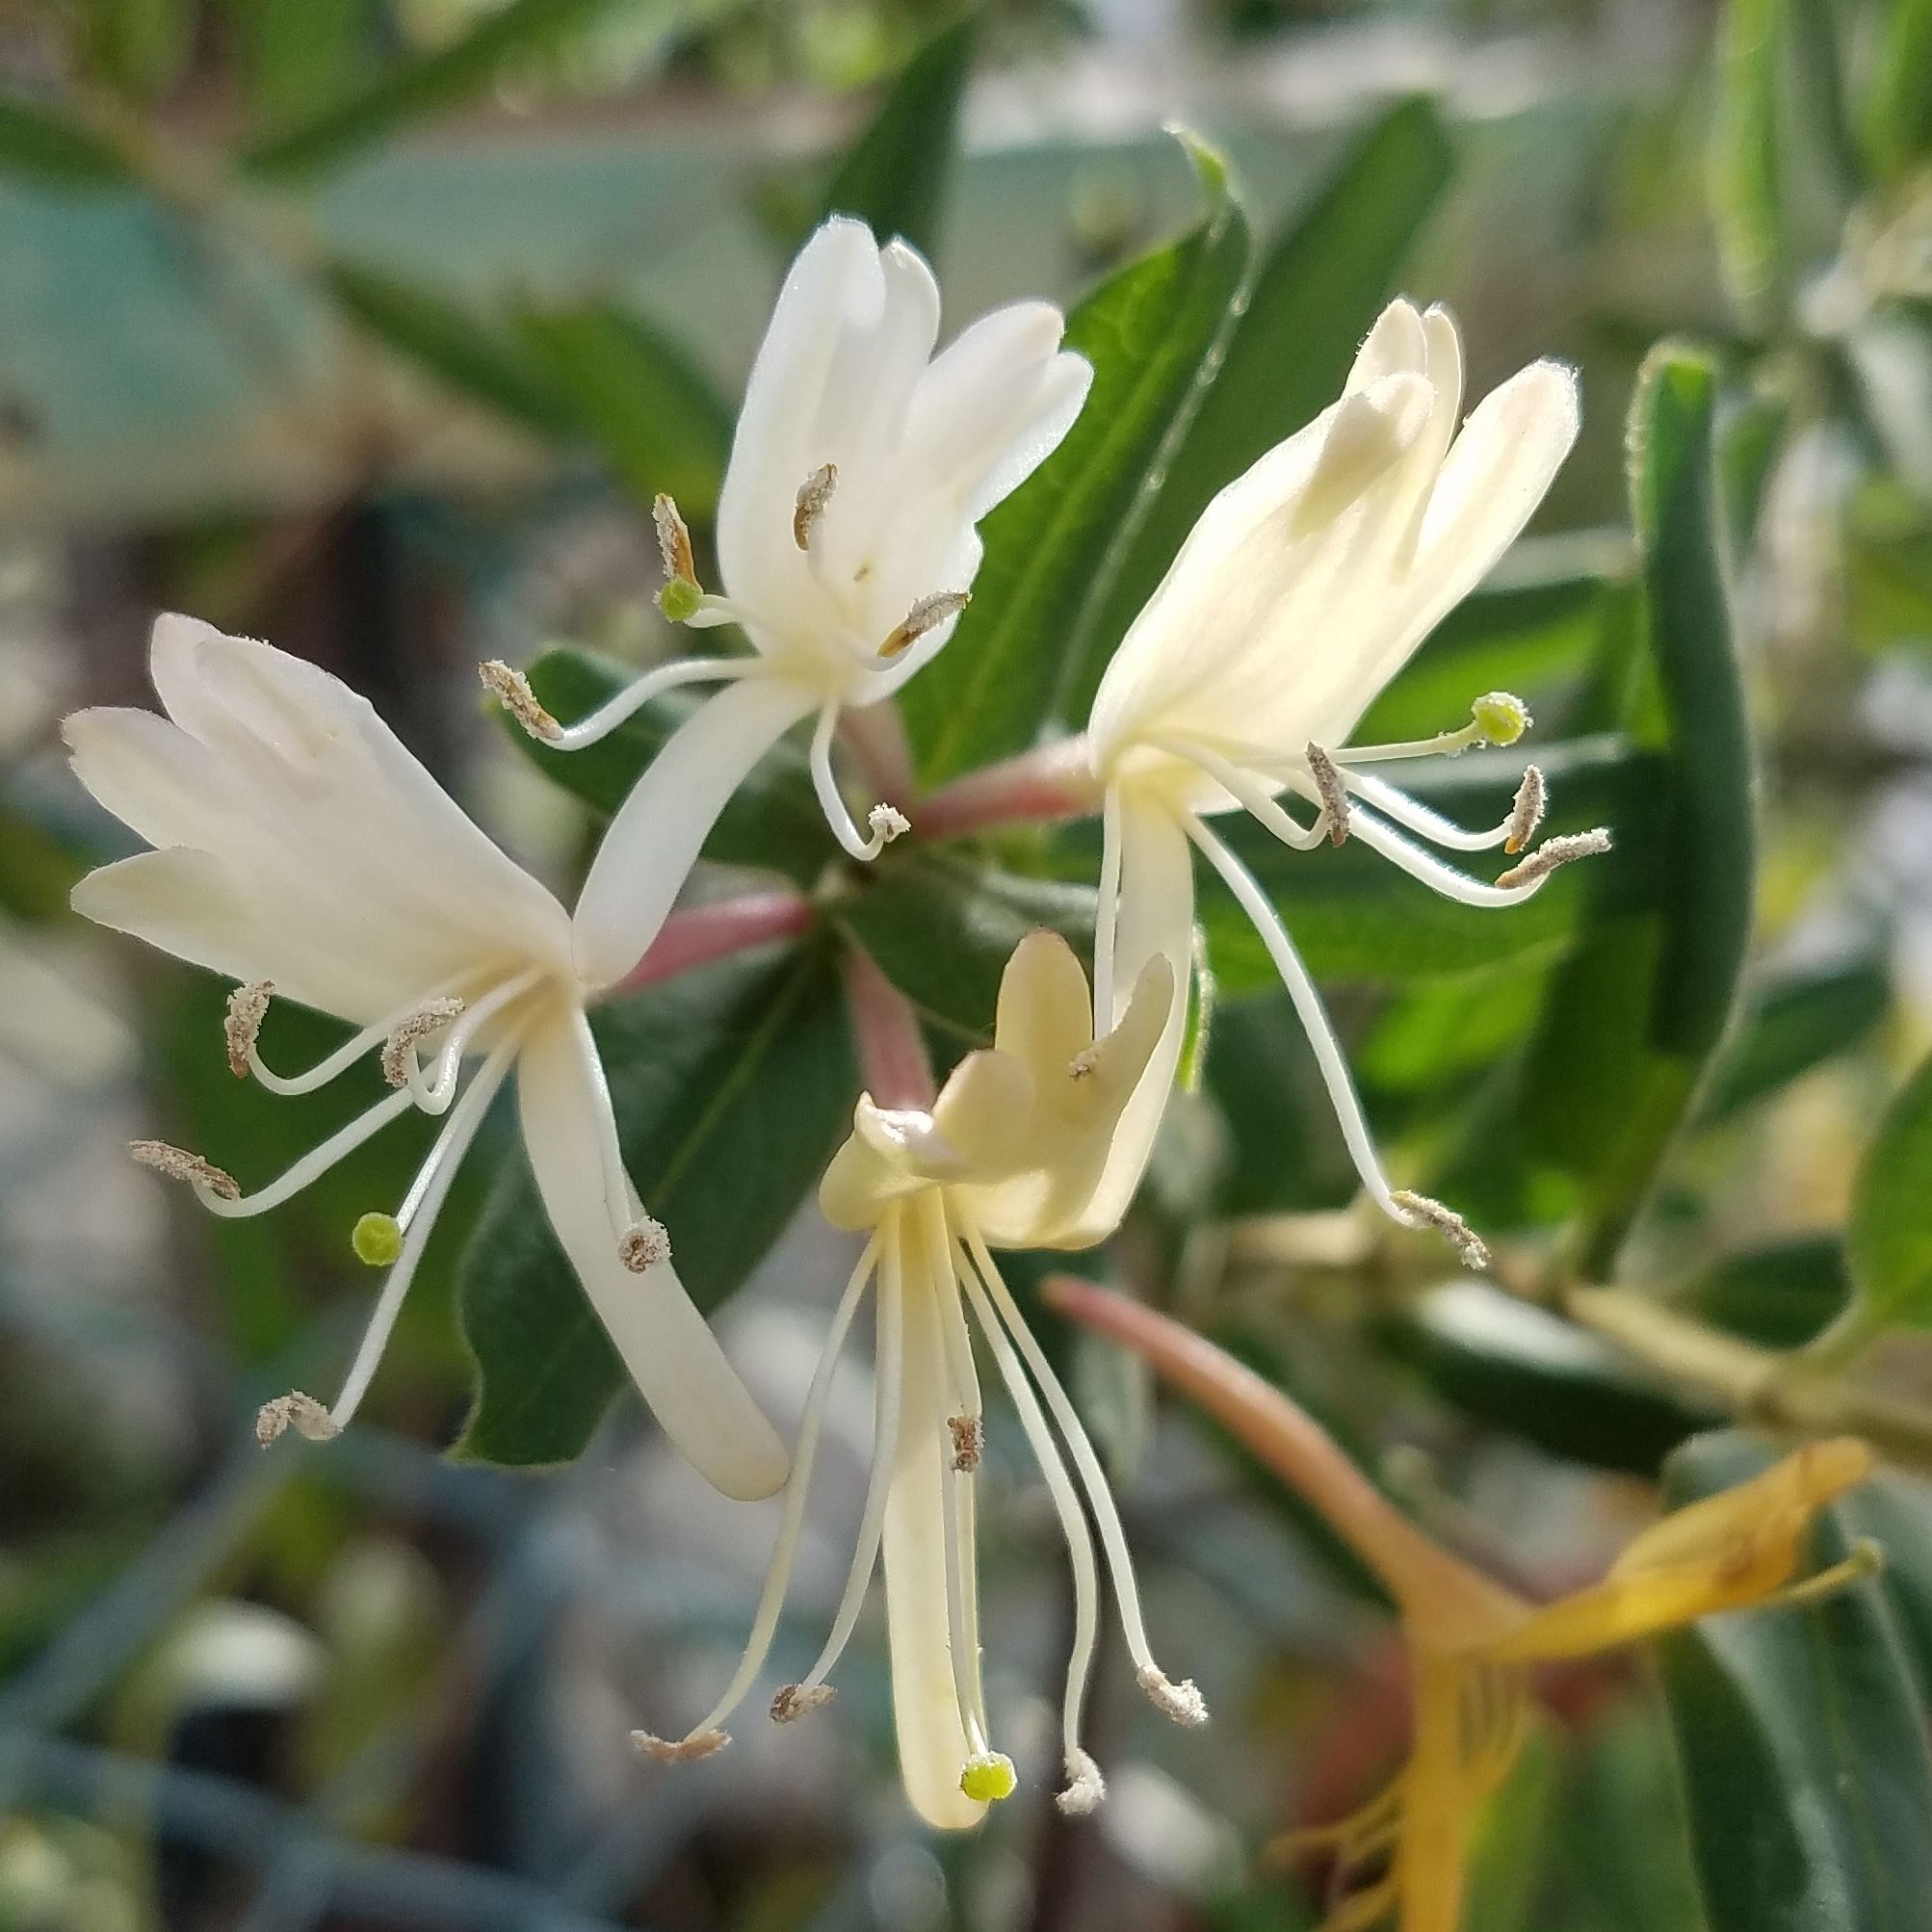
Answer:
959, 1752, 1018, 1804
352, 1212, 405, 1267
1473, 691, 1530, 745
658, 578, 702, 624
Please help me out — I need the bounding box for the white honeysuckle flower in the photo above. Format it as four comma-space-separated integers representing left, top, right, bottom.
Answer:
634, 931, 1203, 1829
65, 614, 788, 1501
486, 215, 1092, 990
1082, 299, 1606, 1259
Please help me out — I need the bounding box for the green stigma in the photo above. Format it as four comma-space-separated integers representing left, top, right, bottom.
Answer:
352, 1212, 405, 1267
658, 578, 702, 624
959, 1752, 1018, 1804
1473, 691, 1530, 745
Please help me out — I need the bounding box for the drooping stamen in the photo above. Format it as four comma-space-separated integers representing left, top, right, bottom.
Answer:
503, 654, 762, 754
1504, 767, 1546, 853
255, 1391, 339, 1447
1390, 1189, 1490, 1271
1153, 737, 1326, 854
1305, 744, 1351, 847
1347, 808, 1601, 909
1057, 1749, 1107, 1817
794, 463, 838, 549
618, 1214, 672, 1273
1339, 769, 1533, 855
810, 702, 911, 861
1494, 827, 1613, 891
479, 660, 561, 743
635, 1730, 729, 1763
1137, 1666, 1210, 1726
381, 998, 465, 1088
132, 1139, 239, 1202
770, 1684, 836, 1723
225, 981, 274, 1078
406, 969, 543, 1115
242, 986, 461, 1098
879, 590, 969, 661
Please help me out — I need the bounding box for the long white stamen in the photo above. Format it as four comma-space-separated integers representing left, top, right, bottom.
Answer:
1348, 808, 1570, 908
247, 987, 463, 1097
1342, 770, 1526, 853
1093, 783, 1123, 1030
1153, 738, 1326, 854
809, 702, 905, 861
565, 1008, 662, 1262
407, 969, 543, 1114
1329, 722, 1485, 766
534, 655, 762, 754
679, 1233, 881, 1743
797, 1220, 907, 1694
195, 1085, 418, 1219
931, 1312, 989, 1754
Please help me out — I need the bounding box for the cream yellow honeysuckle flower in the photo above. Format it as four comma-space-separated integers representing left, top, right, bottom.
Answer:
1051, 1278, 1877, 1932
634, 931, 1206, 1829
488, 216, 1091, 990
1082, 300, 1605, 1261
65, 615, 787, 1501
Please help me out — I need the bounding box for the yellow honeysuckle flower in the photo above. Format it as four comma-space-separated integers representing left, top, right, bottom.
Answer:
1046, 1277, 1878, 1932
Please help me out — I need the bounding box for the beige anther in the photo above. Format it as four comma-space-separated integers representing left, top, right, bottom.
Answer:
1390, 1188, 1491, 1270
224, 981, 274, 1079
256, 1391, 340, 1447
618, 1215, 672, 1272
1137, 1667, 1210, 1726
1305, 743, 1351, 846
479, 661, 560, 742
793, 463, 838, 548
880, 590, 969, 660
131, 1138, 239, 1201
633, 1729, 730, 1763
770, 1684, 836, 1724
1503, 767, 1547, 854
1067, 1046, 1100, 1082
1057, 1749, 1107, 1816
380, 999, 465, 1088
653, 492, 697, 586
949, 1414, 983, 1473
1495, 827, 1612, 891
867, 802, 910, 845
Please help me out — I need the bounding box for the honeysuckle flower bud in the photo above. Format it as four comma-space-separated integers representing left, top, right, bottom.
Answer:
496, 216, 1092, 990
1051, 1279, 1879, 1932
633, 932, 1203, 1829
66, 614, 787, 1501
1082, 300, 1605, 1258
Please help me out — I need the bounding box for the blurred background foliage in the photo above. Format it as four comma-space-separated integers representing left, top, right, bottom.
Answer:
5, 0, 1932, 1928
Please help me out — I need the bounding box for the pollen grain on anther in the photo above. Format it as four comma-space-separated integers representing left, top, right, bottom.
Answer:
380, 999, 466, 1088
634, 1728, 730, 1763
619, 1215, 672, 1273
793, 463, 838, 549
1305, 744, 1351, 847
949, 1414, 983, 1472
653, 492, 698, 586
1390, 1188, 1491, 1270
770, 1684, 836, 1724
479, 660, 560, 742
1495, 827, 1612, 891
224, 980, 274, 1078
879, 590, 969, 660
131, 1138, 240, 1201
1504, 766, 1548, 854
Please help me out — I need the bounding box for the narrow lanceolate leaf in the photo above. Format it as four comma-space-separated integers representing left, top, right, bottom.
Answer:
1709, 0, 1786, 323
1658, 1431, 1932, 1932
1846, 1049, 1932, 1330
818, 13, 977, 261
456, 941, 855, 1467
1861, 0, 1932, 182
900, 142, 1252, 783
511, 647, 835, 888
0, 95, 132, 188
1086, 96, 1452, 674
1696, 956, 1888, 1122
1518, 348, 1755, 1271
243, 0, 623, 178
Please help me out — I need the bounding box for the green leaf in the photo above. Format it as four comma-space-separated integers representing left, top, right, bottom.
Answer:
1709, 0, 1787, 322
1084, 97, 1453, 679
1862, 0, 1932, 182
0, 802, 86, 923
243, 0, 622, 179
1698, 956, 1889, 1123
511, 647, 836, 888
237, 0, 376, 143
1847, 1049, 1932, 1329
900, 141, 1252, 783
513, 301, 733, 515
323, 262, 578, 437
0, 94, 133, 189
1682, 1236, 1851, 1349
1658, 1429, 1932, 1932
818, 13, 977, 261
456, 940, 855, 1466
77, 0, 193, 102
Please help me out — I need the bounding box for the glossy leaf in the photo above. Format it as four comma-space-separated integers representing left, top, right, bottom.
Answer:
1847, 1048, 1932, 1329
1697, 956, 1888, 1122
457, 941, 855, 1466
1709, 0, 1786, 321
900, 142, 1252, 782
0, 95, 132, 188
1658, 1430, 1932, 1932
1683, 1236, 1851, 1349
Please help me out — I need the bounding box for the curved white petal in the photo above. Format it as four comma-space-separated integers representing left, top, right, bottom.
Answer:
516, 1007, 789, 1501
571, 673, 819, 990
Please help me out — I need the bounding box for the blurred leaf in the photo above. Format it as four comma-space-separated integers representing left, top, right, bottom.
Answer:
0, 803, 86, 923
457, 940, 854, 1466
1681, 1236, 1851, 1349
818, 13, 977, 261
243, 0, 623, 179
511, 646, 836, 887
1846, 1048, 1932, 1329
77, 0, 193, 102
513, 302, 732, 514
1203, 991, 1356, 1214
236, 0, 376, 141
1464, 1719, 1563, 1932
323, 262, 578, 436
1787, 0, 1865, 204
1861, 0, 1932, 183
1709, 0, 1786, 322
901, 140, 1252, 782
1697, 957, 1888, 1122
1840, 1470, 1932, 1699
1717, 391, 1789, 553
0, 95, 133, 188
1085, 97, 1453, 681
1658, 1430, 1932, 1932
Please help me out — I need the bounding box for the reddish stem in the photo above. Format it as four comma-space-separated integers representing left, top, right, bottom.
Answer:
612, 891, 813, 996
917, 739, 1100, 841
842, 944, 935, 1110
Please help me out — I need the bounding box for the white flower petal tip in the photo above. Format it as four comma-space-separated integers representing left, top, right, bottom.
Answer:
478, 660, 561, 743
380, 998, 465, 1087
770, 1684, 837, 1724
131, 1137, 239, 1202
1389, 1188, 1491, 1271
880, 590, 970, 662
867, 802, 911, 846
1503, 767, 1547, 854
255, 1391, 340, 1448
1494, 827, 1612, 891
948, 1414, 983, 1472
1305, 744, 1351, 847
224, 980, 274, 1078
1056, 1751, 1107, 1816
792, 463, 838, 548
959, 1752, 1019, 1805
1474, 691, 1532, 745
1137, 1667, 1210, 1727
618, 1215, 672, 1273
633, 1729, 731, 1764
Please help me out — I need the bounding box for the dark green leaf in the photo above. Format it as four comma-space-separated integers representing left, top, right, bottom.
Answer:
238, 0, 376, 143
77, 0, 193, 102
1203, 992, 1357, 1214
513, 301, 733, 515
1861, 0, 1932, 183
0, 802, 86, 924
1682, 1236, 1851, 1349
1084, 98, 1452, 679
1658, 1429, 1932, 1932
0, 95, 132, 189
512, 646, 836, 888
818, 13, 976, 261
1840, 1470, 1932, 1702
243, 0, 622, 179
1718, 391, 1790, 555
456, 941, 855, 1466
1847, 1049, 1932, 1329
900, 142, 1252, 782
1709, 0, 1786, 321
1698, 957, 1888, 1122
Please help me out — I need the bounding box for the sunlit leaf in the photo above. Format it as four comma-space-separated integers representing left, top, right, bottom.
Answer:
1710, 0, 1787, 321
1846, 1048, 1932, 1329
1860, 0, 1932, 183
